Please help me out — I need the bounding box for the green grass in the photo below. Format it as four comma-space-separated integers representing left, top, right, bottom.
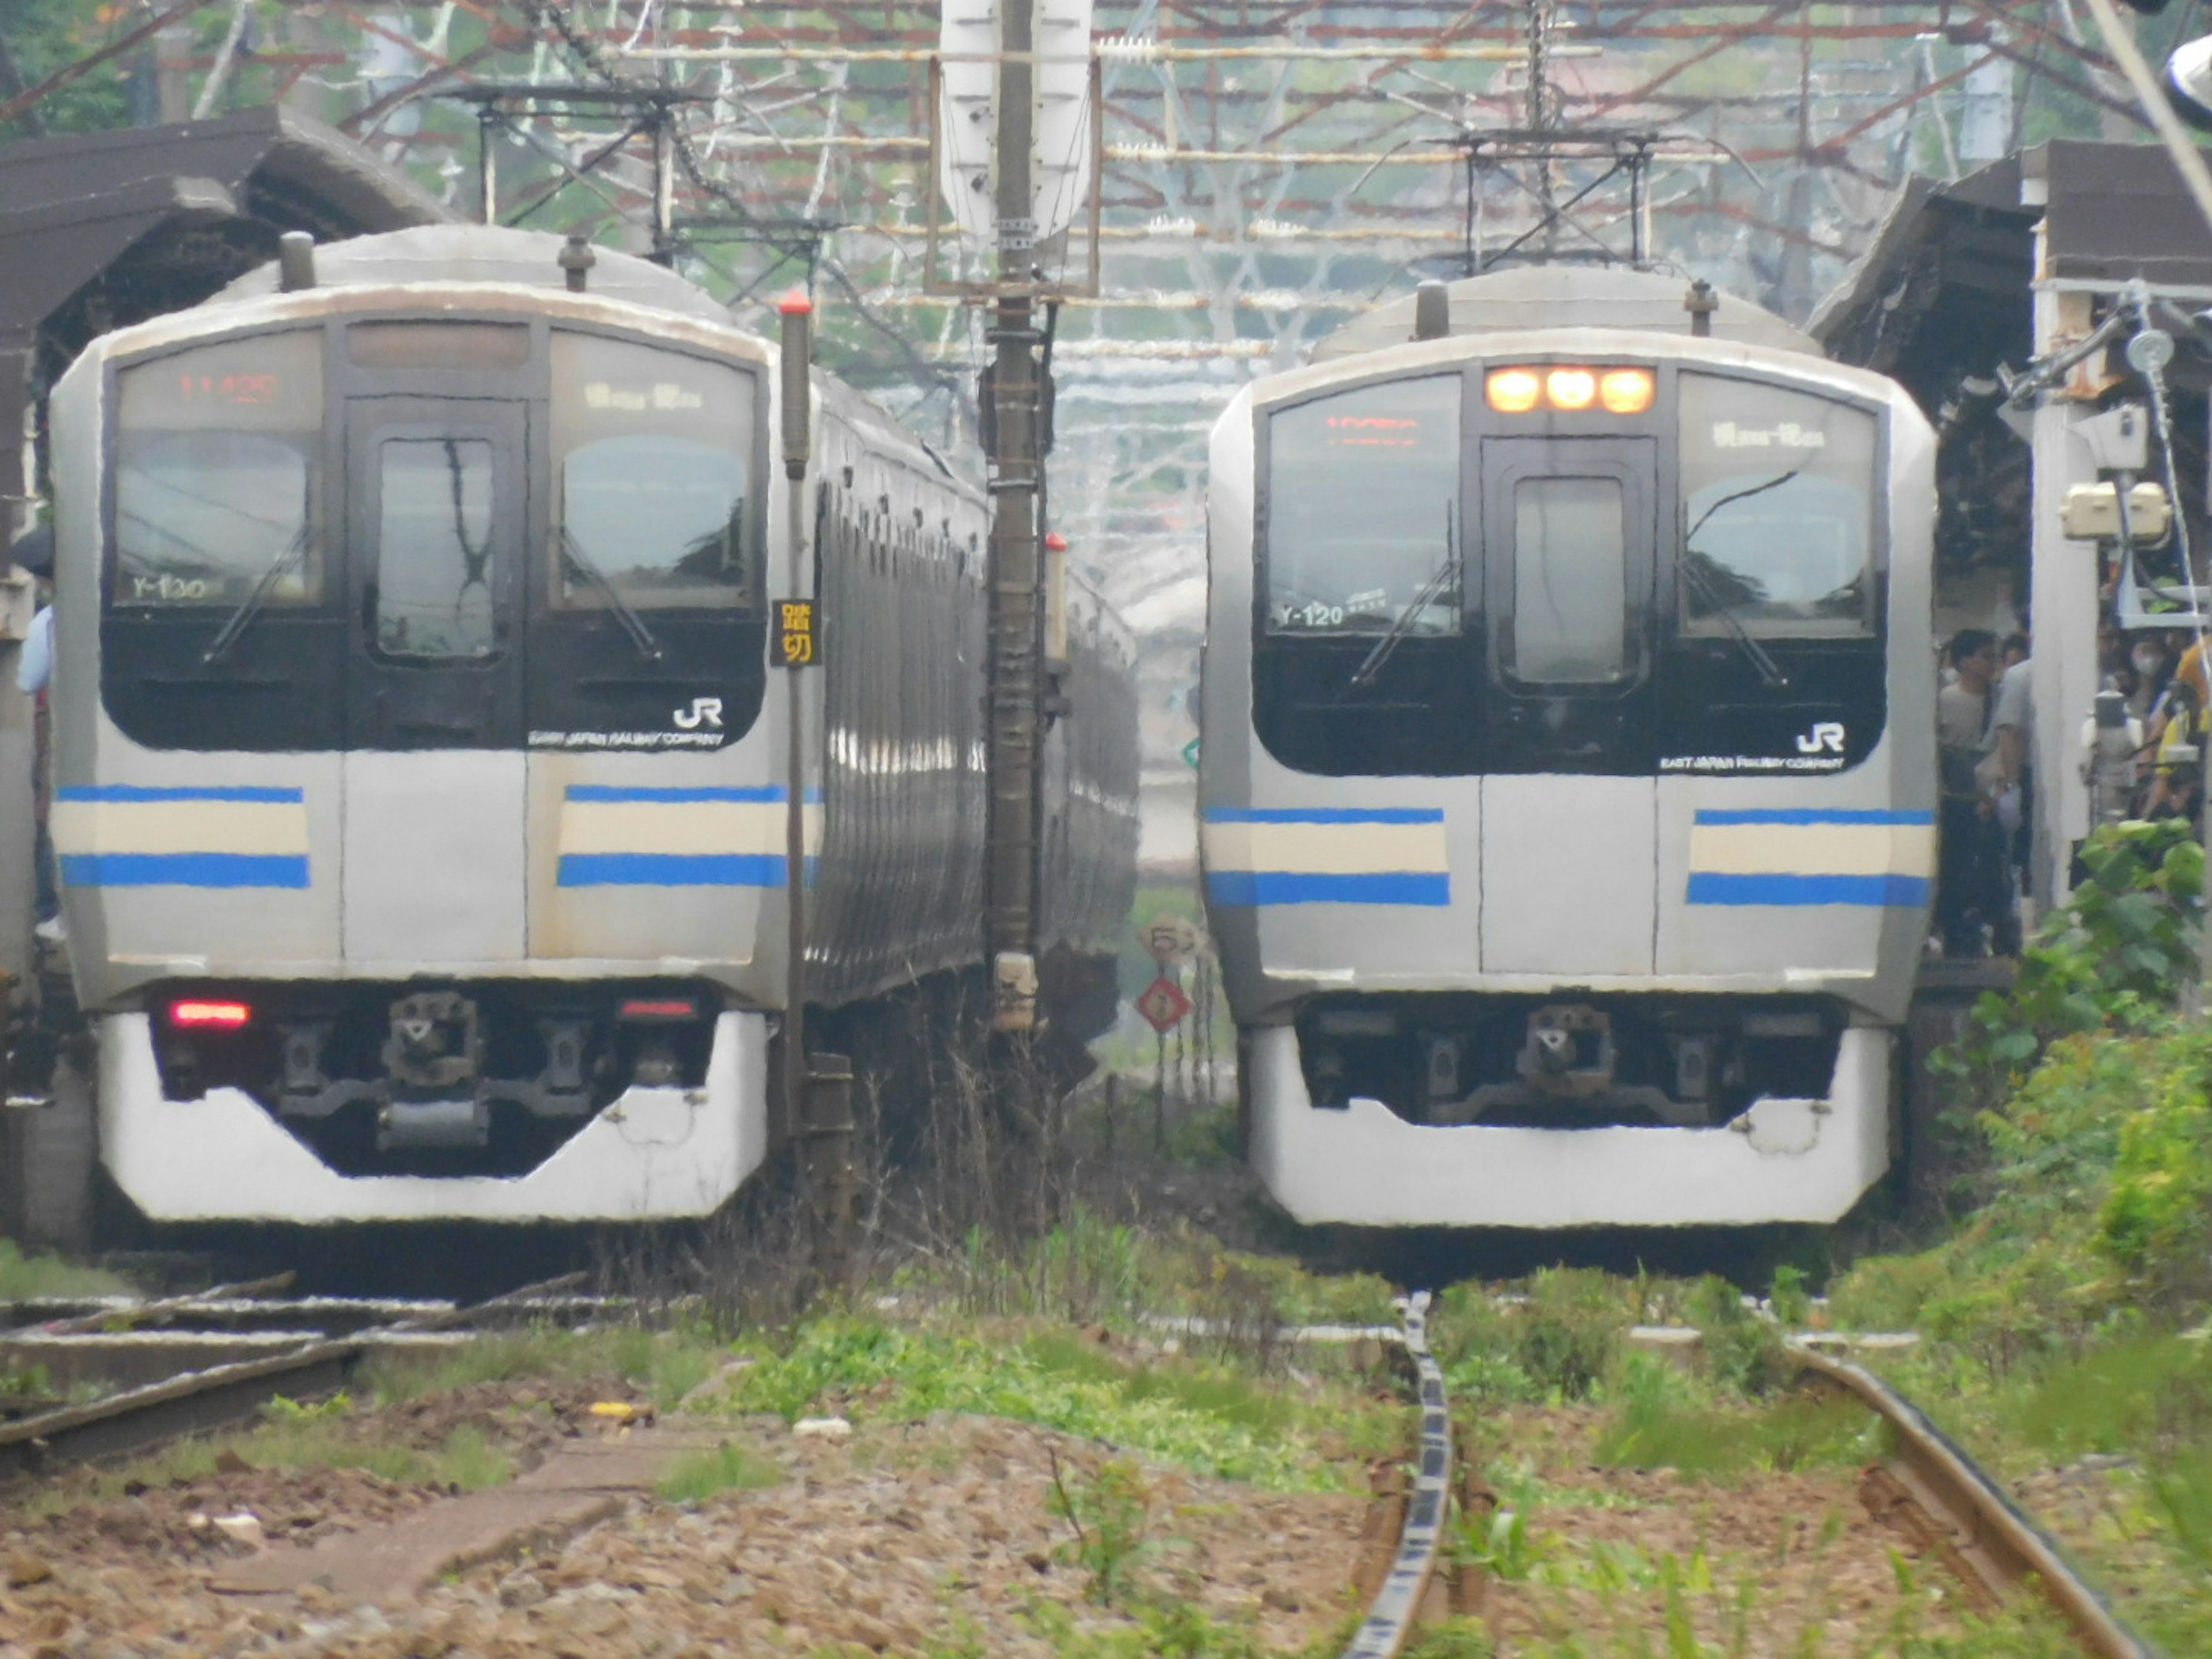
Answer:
711, 1310, 1394, 1491
20, 1407, 513, 1520
362, 1322, 724, 1411
655, 1439, 781, 1503
0, 1238, 134, 1298
1590, 1360, 1880, 1478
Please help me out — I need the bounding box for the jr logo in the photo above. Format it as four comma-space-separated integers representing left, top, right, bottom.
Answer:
1795, 721, 1846, 755
672, 696, 724, 731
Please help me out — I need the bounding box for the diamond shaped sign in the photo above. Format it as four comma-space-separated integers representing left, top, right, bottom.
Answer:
1135, 974, 1193, 1034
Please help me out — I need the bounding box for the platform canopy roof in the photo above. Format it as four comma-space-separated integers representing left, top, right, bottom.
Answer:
1811, 141, 2212, 411
0, 103, 453, 366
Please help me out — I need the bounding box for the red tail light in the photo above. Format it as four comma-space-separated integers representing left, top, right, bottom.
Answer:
171, 999, 251, 1029
619, 998, 699, 1022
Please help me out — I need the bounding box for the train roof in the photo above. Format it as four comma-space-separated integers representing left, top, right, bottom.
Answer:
207, 224, 736, 328
1310, 266, 1820, 363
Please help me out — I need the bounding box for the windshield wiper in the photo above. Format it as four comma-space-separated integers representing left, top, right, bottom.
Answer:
1680, 471, 1798, 691
560, 528, 665, 662
1350, 503, 1458, 689
203, 524, 312, 665
1680, 554, 1788, 688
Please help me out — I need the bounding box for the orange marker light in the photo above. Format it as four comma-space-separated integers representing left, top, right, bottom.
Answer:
1546, 368, 1597, 411
1486, 368, 1543, 413
1599, 368, 1655, 414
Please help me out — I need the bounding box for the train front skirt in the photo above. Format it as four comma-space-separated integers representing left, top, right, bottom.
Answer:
1245, 1022, 1892, 1228
94, 1010, 770, 1223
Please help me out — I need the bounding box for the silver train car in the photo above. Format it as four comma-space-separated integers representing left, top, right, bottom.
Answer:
1200, 267, 1936, 1229
40, 224, 1137, 1226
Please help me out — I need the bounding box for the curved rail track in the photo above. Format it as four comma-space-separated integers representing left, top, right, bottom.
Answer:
1340, 1291, 1452, 1659
1791, 1345, 2160, 1659
1342, 1308, 2161, 1658
0, 1273, 601, 1483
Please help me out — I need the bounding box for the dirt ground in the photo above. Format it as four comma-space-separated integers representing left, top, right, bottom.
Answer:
0, 1393, 1370, 1658
1468, 1406, 1975, 1656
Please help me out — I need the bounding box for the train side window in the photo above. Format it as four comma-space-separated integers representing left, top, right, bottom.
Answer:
1511, 475, 1628, 683
113, 332, 322, 607
1678, 376, 1878, 638
1263, 375, 1461, 635
550, 331, 756, 611
375, 437, 497, 658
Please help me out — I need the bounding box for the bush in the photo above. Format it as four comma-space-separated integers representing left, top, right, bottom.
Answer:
1942, 819, 2202, 1078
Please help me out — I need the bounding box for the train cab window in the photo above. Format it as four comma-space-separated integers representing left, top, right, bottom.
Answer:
113, 332, 322, 607
560, 437, 749, 608
550, 331, 756, 611
1678, 375, 1878, 638
374, 437, 497, 658
1264, 376, 1461, 635
1510, 476, 1628, 683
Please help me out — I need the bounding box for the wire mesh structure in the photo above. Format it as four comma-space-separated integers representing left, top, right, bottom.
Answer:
5, 0, 2157, 604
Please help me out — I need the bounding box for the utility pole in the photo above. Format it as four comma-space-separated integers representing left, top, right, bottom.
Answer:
984, 0, 1043, 1033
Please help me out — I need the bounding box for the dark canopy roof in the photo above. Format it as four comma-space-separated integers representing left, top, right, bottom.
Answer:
1810, 141, 2212, 409
0, 104, 452, 360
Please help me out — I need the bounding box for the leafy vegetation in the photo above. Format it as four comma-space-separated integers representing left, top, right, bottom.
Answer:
709, 1311, 1389, 1490
1816, 820, 2212, 1652
654, 1439, 779, 1504
0, 1237, 132, 1298
1940, 819, 2202, 1078
1591, 1354, 1877, 1478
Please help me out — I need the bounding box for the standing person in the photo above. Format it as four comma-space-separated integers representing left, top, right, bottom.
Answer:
1985, 636, 2033, 953
1935, 630, 2001, 956
10, 524, 58, 940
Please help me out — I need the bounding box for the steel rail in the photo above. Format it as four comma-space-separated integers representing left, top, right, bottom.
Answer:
0, 1272, 588, 1485
1791, 1347, 2161, 1659
1341, 1291, 1451, 1659
9, 1272, 297, 1338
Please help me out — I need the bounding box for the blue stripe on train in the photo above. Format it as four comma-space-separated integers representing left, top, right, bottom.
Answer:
60, 853, 310, 888
56, 785, 304, 804
558, 852, 787, 887
1692, 808, 1934, 827
1206, 870, 1451, 906
565, 785, 785, 804
1203, 806, 1444, 825
1686, 872, 1930, 907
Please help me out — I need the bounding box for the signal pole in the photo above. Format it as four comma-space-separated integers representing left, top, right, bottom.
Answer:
984, 0, 1043, 1032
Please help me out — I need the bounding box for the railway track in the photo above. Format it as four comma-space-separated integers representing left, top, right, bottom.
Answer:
0, 1273, 611, 1483
1791, 1345, 2160, 1659
1341, 1308, 2162, 1658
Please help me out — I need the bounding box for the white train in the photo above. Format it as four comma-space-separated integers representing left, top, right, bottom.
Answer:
1201, 267, 1936, 1229
30, 224, 1136, 1228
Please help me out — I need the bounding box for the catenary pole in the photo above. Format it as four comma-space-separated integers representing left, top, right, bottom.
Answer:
986, 0, 1044, 1031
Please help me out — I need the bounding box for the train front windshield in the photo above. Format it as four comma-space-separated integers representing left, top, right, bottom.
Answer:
100, 320, 766, 753
1252, 365, 1884, 778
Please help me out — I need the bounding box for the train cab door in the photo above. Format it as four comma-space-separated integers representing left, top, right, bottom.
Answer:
339, 396, 531, 965
1477, 435, 1660, 976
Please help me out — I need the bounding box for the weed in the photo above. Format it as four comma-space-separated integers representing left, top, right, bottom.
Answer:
263, 1391, 351, 1422
1939, 818, 2202, 1078
1520, 1270, 1625, 1400
1461, 1487, 1552, 1582
717, 1312, 1384, 1489
2008, 1332, 2212, 1457
1018, 1593, 1271, 1658
1593, 1357, 1873, 1476
433, 1422, 510, 1490
1048, 1451, 1154, 1605
1768, 1264, 1814, 1331
1686, 1276, 1788, 1396
655, 1440, 780, 1504
0, 1239, 132, 1298
1401, 1618, 1495, 1658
